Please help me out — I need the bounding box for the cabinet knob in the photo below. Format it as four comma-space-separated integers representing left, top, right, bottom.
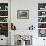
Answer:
1, 39, 3, 40
43, 39, 45, 40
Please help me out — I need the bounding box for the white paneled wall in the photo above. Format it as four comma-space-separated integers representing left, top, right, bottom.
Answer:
11, 0, 38, 31
11, 0, 46, 46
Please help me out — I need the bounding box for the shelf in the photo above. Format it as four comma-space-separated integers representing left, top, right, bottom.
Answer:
0, 22, 8, 23
38, 22, 46, 23
0, 16, 8, 17
38, 3, 46, 37
38, 28, 46, 29
0, 10, 8, 11
38, 15, 46, 17
38, 10, 46, 11
0, 3, 8, 37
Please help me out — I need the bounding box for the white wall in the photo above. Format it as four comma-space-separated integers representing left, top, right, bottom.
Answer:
11, 0, 46, 30
11, 0, 38, 30
11, 0, 46, 46
11, 0, 38, 45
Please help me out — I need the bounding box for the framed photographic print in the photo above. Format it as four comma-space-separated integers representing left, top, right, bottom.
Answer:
17, 10, 29, 19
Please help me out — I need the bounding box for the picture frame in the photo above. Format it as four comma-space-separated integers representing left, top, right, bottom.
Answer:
38, 29, 46, 37
17, 10, 29, 19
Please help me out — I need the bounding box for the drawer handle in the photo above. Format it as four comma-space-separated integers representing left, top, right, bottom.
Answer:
1, 39, 3, 40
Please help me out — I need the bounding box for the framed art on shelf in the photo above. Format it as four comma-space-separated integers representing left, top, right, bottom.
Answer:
17, 10, 29, 19
38, 29, 46, 37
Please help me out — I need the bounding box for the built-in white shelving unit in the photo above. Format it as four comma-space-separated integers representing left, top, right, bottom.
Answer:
0, 2, 9, 45
0, 3, 8, 37
38, 3, 46, 37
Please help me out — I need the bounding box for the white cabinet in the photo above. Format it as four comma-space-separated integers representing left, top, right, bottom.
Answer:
0, 0, 11, 45
38, 3, 46, 46
0, 35, 8, 45
0, 0, 8, 45
38, 38, 46, 46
